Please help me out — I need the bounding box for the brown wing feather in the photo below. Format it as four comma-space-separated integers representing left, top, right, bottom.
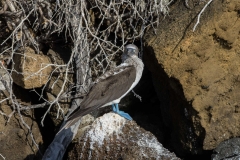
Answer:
66, 65, 136, 124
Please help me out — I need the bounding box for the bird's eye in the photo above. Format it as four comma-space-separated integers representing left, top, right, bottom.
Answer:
127, 48, 135, 53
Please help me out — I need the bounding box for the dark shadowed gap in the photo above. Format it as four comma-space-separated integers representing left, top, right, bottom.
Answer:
29, 88, 56, 154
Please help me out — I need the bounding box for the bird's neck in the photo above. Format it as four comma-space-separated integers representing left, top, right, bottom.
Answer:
124, 56, 144, 80
124, 56, 143, 67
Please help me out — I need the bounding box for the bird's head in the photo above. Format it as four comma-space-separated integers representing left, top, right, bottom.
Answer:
121, 44, 139, 61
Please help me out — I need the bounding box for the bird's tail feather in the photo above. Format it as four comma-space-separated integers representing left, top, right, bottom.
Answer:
57, 117, 81, 134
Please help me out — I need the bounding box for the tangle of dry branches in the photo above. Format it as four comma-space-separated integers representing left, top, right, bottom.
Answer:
1, 0, 212, 159
0, 0, 172, 158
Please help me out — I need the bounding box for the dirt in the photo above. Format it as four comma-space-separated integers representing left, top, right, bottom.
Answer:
144, 0, 240, 154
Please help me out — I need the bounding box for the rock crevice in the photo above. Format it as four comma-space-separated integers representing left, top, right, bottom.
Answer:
144, 0, 240, 154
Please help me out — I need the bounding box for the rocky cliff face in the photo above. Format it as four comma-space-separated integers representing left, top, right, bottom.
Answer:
144, 0, 240, 155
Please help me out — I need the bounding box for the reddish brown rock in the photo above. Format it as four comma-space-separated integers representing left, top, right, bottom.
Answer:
12, 47, 53, 89
144, 0, 240, 154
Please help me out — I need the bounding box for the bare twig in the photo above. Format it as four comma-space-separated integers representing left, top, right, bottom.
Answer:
0, 153, 5, 160
0, 0, 172, 159
132, 90, 142, 102
193, 0, 213, 32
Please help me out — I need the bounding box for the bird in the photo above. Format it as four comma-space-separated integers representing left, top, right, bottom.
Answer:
59, 44, 144, 132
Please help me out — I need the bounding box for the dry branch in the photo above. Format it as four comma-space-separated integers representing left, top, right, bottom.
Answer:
193, 0, 213, 32
0, 0, 172, 159
0, 153, 5, 160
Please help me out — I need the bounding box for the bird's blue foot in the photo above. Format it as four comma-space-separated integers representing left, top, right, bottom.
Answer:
111, 104, 132, 120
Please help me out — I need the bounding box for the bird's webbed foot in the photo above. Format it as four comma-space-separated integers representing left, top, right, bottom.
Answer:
111, 103, 132, 120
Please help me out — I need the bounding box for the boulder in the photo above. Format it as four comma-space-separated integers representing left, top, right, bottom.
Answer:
12, 47, 52, 89
212, 138, 240, 160
68, 113, 179, 160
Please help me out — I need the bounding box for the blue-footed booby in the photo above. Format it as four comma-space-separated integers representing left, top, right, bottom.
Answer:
60, 44, 144, 131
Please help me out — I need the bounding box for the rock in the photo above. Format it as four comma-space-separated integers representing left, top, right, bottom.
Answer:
212, 138, 240, 160
74, 114, 95, 139
0, 67, 10, 91
45, 48, 73, 127
0, 67, 10, 99
0, 103, 43, 159
68, 113, 179, 160
46, 91, 70, 127
144, 0, 240, 154
12, 47, 53, 89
